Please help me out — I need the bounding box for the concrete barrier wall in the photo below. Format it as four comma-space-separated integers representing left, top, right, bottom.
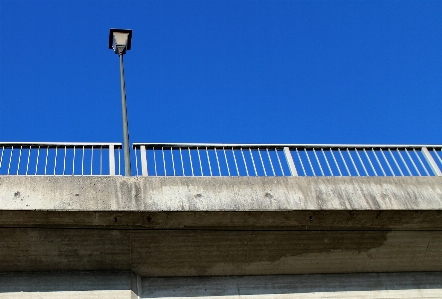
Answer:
1, 176, 441, 211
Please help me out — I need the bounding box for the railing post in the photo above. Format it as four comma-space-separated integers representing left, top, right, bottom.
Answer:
109, 145, 115, 176
422, 147, 441, 176
140, 145, 148, 176
283, 147, 298, 176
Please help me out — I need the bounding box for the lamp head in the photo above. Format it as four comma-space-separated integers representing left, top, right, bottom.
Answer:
109, 28, 132, 55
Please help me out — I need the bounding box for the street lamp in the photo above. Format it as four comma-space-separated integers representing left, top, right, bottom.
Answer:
109, 28, 133, 176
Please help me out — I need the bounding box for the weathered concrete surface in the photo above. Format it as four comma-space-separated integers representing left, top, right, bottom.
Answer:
1, 271, 441, 298
0, 176, 441, 276
141, 272, 442, 298
0, 271, 137, 299
1, 176, 441, 211
0, 228, 441, 276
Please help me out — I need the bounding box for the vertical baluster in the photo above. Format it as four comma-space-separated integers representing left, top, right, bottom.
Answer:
0, 146, 4, 169
163, 147, 167, 176
295, 148, 305, 176
304, 148, 316, 176
397, 149, 412, 176
44, 146, 49, 175
100, 146, 102, 175
355, 149, 368, 176
90, 146, 94, 175
413, 148, 429, 176
7, 146, 14, 175
363, 148, 376, 176
347, 149, 360, 176
16, 146, 23, 175
26, 145, 31, 175
63, 146, 67, 175
109, 145, 115, 176
118, 147, 121, 176
135, 147, 139, 177
188, 147, 193, 176
179, 147, 184, 176
224, 147, 231, 176
241, 148, 249, 176
171, 147, 176, 176
258, 148, 267, 176
338, 148, 351, 176
140, 145, 148, 176
249, 148, 257, 176
197, 147, 202, 176
372, 149, 385, 176
35, 146, 40, 175
81, 146, 84, 176
215, 148, 222, 176
389, 149, 404, 176
275, 148, 285, 176
205, 147, 212, 176
283, 147, 297, 176
266, 148, 275, 176
322, 148, 333, 176
330, 149, 342, 176
313, 148, 324, 176
380, 148, 394, 176
53, 146, 58, 175
72, 146, 76, 175
233, 147, 239, 176
153, 147, 158, 176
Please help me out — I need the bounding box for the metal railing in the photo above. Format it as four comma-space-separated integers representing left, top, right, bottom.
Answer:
133, 143, 442, 177
0, 143, 122, 176
1, 142, 441, 177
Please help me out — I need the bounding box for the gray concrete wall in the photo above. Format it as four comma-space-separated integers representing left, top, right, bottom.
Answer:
1, 176, 441, 211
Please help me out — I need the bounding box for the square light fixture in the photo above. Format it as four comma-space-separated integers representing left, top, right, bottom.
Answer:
109, 29, 132, 54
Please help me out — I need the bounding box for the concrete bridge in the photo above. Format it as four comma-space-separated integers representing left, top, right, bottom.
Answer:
0, 143, 441, 298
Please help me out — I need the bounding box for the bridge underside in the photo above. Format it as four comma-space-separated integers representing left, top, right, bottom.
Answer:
0, 177, 441, 299
0, 176, 441, 277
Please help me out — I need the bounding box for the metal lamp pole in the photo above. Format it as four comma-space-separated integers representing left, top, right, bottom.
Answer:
109, 29, 133, 176
118, 53, 131, 176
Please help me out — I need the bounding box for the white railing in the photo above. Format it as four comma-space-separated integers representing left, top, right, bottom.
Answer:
0, 142, 122, 176
2, 142, 441, 177
133, 143, 442, 177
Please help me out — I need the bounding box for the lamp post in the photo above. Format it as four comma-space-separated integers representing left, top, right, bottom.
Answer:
109, 28, 133, 176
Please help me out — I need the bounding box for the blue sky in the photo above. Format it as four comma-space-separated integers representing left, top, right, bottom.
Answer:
1, 0, 441, 145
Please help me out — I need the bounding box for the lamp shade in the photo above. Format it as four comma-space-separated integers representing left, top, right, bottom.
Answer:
109, 29, 132, 54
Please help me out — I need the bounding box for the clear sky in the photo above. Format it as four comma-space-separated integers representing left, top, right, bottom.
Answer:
1, 0, 441, 145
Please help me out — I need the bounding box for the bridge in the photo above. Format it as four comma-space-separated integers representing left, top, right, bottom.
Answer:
1, 142, 441, 298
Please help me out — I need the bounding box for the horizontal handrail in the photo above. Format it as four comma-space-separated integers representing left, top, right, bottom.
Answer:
133, 143, 442, 177
1, 142, 122, 148
0, 142, 122, 176
133, 143, 442, 150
